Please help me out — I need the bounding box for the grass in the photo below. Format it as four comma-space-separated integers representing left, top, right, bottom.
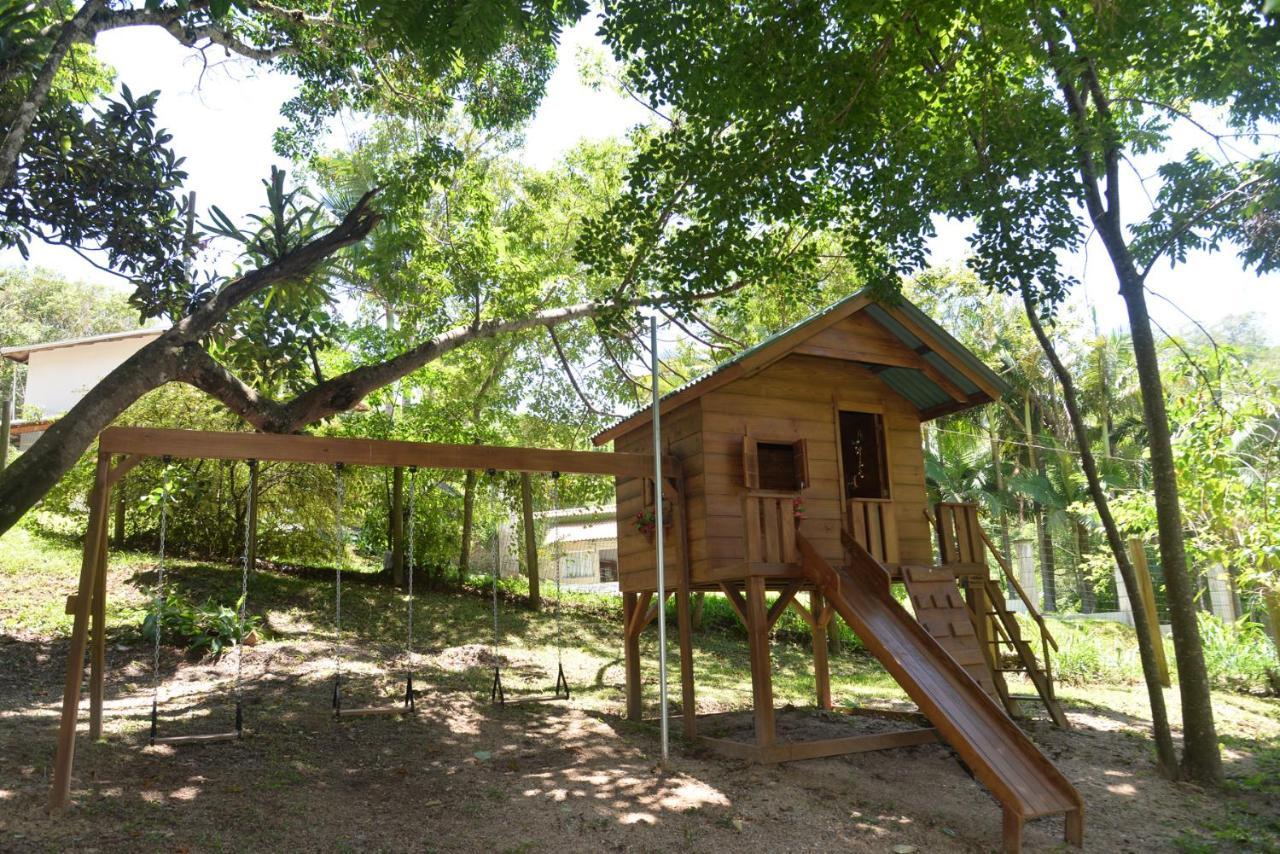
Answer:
3, 517, 1280, 851
1035, 613, 1279, 695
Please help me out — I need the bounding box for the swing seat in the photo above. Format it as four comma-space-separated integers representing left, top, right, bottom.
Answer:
336, 704, 408, 718
151, 730, 241, 746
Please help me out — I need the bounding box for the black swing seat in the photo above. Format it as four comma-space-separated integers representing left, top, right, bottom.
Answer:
333, 673, 416, 719
491, 663, 570, 706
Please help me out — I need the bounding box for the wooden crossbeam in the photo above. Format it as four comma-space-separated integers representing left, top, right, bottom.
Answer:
106, 454, 143, 488
98, 426, 680, 479
698, 727, 939, 764
626, 591, 655, 638
788, 598, 816, 628
718, 584, 749, 625
766, 580, 803, 629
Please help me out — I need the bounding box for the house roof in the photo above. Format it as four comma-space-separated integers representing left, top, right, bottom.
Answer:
592, 290, 1011, 445
545, 519, 617, 545
1, 328, 162, 363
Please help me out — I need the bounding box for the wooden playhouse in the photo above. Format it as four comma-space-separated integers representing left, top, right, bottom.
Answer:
594, 291, 1083, 852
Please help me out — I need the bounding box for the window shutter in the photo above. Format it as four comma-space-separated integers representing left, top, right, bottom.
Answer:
792, 439, 810, 489
742, 435, 760, 489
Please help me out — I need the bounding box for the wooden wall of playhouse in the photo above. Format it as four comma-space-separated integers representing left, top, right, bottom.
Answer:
614, 351, 933, 592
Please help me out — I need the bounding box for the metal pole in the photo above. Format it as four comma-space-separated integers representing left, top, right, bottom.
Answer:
651, 314, 669, 762
0, 367, 14, 472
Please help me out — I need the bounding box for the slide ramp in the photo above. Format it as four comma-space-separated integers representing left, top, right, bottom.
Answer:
798, 535, 1082, 850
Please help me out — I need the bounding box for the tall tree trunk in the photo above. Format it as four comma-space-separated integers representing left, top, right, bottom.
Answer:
520, 472, 540, 610
391, 466, 405, 588
1022, 285, 1179, 777
1108, 242, 1221, 784
459, 469, 477, 584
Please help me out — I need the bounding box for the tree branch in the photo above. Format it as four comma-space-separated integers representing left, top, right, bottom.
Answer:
0, 0, 104, 189
547, 326, 622, 419
175, 344, 284, 430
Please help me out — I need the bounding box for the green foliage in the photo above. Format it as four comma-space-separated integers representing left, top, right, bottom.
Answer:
2, 85, 190, 311
141, 590, 261, 658
1196, 613, 1280, 695
1043, 614, 1278, 695
596, 1, 1280, 306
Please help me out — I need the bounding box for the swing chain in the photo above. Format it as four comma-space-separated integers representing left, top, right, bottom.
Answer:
405, 466, 417, 712
486, 468, 503, 705
332, 463, 345, 716
149, 456, 173, 744
234, 459, 256, 736
550, 470, 568, 699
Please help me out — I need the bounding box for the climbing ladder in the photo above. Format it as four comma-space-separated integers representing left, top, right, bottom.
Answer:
932, 503, 1067, 728
900, 566, 998, 700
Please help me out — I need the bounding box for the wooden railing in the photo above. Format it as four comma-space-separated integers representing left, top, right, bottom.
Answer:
931, 503, 1059, 660
847, 499, 899, 565
744, 492, 798, 570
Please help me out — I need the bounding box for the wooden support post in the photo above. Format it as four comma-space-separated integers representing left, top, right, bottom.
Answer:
89, 509, 108, 740
674, 475, 696, 739
966, 577, 995, 671
811, 589, 832, 711
112, 482, 126, 548
391, 467, 405, 587
1002, 806, 1024, 854
623, 591, 642, 721
49, 452, 111, 810
1129, 539, 1170, 687
676, 588, 696, 739
1064, 807, 1084, 847
744, 575, 775, 748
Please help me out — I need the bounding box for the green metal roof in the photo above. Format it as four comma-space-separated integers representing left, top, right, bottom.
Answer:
594, 290, 1011, 443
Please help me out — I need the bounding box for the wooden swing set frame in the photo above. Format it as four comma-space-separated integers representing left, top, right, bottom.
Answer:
49, 426, 685, 810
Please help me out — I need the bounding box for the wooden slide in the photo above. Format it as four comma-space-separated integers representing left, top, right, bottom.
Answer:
797, 534, 1083, 853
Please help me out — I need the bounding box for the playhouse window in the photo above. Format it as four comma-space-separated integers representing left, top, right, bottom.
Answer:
840, 410, 890, 500
743, 437, 809, 492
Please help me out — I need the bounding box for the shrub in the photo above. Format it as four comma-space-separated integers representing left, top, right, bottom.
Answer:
1031, 612, 1279, 695
141, 591, 262, 658
1197, 612, 1280, 695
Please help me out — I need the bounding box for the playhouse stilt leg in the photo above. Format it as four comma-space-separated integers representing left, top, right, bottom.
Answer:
1002, 807, 1024, 854
89, 514, 108, 740
623, 591, 642, 721
50, 452, 110, 810
745, 576, 775, 748
810, 589, 832, 711
676, 587, 696, 738
1064, 808, 1084, 847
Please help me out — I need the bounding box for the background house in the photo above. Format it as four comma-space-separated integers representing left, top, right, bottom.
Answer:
1, 328, 161, 450
543, 505, 618, 591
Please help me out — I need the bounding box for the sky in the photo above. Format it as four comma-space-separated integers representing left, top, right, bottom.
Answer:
6, 13, 1278, 344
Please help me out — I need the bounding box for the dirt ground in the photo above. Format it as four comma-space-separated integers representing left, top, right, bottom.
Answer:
2, 624, 1277, 854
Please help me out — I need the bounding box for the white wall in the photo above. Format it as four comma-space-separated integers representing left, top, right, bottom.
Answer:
22, 334, 157, 418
